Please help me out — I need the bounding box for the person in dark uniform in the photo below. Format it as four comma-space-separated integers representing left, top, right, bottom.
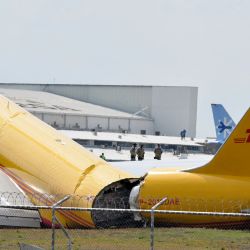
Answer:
180, 129, 187, 140
136, 145, 145, 161
130, 143, 137, 161
154, 144, 163, 160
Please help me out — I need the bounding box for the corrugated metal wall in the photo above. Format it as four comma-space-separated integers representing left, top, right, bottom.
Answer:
32, 112, 153, 134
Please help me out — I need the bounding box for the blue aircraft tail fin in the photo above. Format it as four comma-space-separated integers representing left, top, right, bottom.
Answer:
211, 104, 235, 143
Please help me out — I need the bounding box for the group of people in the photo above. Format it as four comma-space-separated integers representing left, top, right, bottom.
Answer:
130, 143, 163, 161
130, 144, 144, 161
99, 143, 164, 161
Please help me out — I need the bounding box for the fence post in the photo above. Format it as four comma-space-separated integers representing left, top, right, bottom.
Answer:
150, 197, 167, 250
51, 195, 71, 250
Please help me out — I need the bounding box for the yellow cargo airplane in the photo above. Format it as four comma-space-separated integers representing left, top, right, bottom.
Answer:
1, 93, 250, 228
133, 107, 250, 227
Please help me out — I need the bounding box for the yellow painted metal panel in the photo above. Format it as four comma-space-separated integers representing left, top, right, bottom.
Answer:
139, 172, 250, 225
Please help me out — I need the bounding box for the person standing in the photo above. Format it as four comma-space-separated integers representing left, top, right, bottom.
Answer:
182, 129, 187, 139
154, 144, 163, 160
136, 145, 145, 161
180, 129, 187, 140
180, 130, 184, 140
130, 143, 137, 161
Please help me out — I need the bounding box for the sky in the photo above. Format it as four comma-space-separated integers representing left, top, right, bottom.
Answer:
1, 0, 250, 138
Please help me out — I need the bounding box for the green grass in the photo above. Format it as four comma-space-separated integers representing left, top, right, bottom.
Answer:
1, 227, 250, 249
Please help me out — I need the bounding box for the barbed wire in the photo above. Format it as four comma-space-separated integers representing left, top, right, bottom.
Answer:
1, 192, 250, 211
1, 192, 250, 217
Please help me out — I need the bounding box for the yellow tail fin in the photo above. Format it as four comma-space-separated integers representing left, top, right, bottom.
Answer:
190, 108, 250, 176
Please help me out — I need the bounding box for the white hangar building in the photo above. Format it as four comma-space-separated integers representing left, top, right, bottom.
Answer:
0, 84, 198, 137
0, 88, 154, 134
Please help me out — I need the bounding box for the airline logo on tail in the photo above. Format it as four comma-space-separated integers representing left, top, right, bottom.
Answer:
211, 104, 236, 143
217, 119, 233, 138
234, 129, 250, 144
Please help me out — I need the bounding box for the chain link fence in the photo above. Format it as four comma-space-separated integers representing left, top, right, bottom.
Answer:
1, 192, 250, 249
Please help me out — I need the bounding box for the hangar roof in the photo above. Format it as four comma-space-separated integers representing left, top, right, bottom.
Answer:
0, 82, 196, 88
0, 88, 150, 120
61, 130, 207, 147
